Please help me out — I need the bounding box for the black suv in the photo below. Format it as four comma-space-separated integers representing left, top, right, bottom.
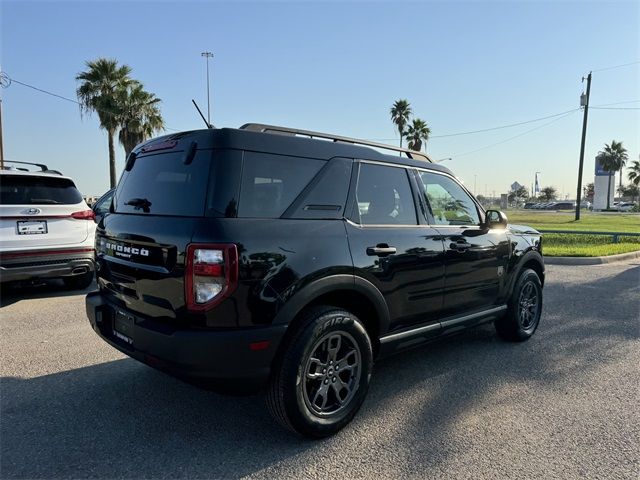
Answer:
86, 124, 544, 437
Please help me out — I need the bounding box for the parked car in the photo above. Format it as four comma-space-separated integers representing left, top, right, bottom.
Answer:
0, 162, 96, 289
91, 188, 115, 224
551, 202, 575, 210
86, 124, 545, 437
617, 201, 637, 212
523, 202, 536, 209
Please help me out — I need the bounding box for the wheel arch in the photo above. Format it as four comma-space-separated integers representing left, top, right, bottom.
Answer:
271, 274, 390, 358
509, 250, 545, 296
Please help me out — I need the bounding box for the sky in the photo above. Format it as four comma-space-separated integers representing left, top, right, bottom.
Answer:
1, 0, 639, 198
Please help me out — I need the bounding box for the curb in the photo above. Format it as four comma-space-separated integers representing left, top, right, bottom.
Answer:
545, 250, 640, 265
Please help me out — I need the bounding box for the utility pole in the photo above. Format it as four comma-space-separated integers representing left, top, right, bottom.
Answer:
575, 72, 592, 221
0, 96, 4, 169
201, 51, 214, 125
0, 69, 7, 169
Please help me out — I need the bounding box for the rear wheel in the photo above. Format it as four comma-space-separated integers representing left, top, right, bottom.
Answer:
495, 268, 542, 341
63, 271, 94, 290
267, 306, 373, 438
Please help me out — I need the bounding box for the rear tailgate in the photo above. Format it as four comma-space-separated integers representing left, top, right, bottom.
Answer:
95, 139, 240, 320
0, 175, 92, 251
96, 214, 199, 319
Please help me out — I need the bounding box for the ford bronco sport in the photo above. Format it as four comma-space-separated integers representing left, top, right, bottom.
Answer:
86, 124, 544, 437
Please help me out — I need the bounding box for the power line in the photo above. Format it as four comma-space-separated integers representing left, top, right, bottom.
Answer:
590, 106, 640, 110
429, 109, 581, 138
365, 108, 581, 142
592, 60, 640, 73
449, 110, 579, 159
5, 74, 180, 132
592, 99, 639, 107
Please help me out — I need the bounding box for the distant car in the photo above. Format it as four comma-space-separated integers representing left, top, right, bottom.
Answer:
552, 202, 576, 210
617, 202, 636, 212
523, 202, 535, 209
92, 188, 115, 224
0, 162, 96, 289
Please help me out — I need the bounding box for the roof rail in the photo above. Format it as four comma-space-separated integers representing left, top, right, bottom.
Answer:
239, 123, 432, 162
1, 160, 62, 175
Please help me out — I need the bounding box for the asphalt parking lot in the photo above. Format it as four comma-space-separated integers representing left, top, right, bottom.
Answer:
1, 262, 639, 479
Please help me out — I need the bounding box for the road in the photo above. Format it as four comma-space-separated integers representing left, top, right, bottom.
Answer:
1, 262, 639, 479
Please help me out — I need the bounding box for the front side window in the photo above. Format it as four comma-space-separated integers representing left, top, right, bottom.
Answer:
418, 171, 480, 226
355, 163, 417, 225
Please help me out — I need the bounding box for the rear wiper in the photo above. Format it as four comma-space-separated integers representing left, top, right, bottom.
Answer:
125, 197, 152, 213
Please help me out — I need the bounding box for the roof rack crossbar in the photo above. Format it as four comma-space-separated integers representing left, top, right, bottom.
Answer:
239, 123, 432, 162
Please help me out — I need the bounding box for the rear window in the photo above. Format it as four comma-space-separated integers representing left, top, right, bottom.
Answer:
115, 150, 213, 216
237, 152, 324, 218
0, 175, 83, 205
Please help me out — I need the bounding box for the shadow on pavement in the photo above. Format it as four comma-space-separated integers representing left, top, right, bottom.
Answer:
1, 265, 638, 478
0, 279, 95, 308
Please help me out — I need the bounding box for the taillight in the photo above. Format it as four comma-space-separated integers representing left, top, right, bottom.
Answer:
71, 210, 96, 220
185, 244, 238, 312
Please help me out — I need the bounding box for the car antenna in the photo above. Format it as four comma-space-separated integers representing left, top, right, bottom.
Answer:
192, 99, 214, 129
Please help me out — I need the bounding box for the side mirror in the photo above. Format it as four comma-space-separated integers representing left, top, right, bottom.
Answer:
485, 209, 508, 229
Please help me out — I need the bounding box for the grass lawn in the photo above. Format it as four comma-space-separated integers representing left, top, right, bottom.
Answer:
504, 212, 640, 257
506, 211, 640, 233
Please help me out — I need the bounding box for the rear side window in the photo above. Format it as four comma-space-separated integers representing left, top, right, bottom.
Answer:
355, 163, 417, 225
115, 151, 212, 216
237, 152, 324, 218
0, 175, 83, 205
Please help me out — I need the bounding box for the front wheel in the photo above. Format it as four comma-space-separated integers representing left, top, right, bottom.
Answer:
267, 306, 373, 438
495, 268, 543, 341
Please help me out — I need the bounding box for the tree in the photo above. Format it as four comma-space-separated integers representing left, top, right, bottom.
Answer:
598, 141, 628, 209
539, 186, 557, 201
404, 118, 431, 152
76, 58, 132, 188
117, 81, 165, 158
508, 185, 529, 203
390, 99, 412, 149
583, 182, 594, 201
628, 157, 640, 186
618, 184, 639, 202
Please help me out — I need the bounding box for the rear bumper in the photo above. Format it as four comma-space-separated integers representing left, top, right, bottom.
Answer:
0, 249, 94, 283
85, 291, 287, 394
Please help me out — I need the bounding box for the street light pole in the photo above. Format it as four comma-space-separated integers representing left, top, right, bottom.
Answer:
201, 51, 214, 125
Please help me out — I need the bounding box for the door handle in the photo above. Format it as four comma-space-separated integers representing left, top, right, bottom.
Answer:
367, 244, 397, 256
449, 241, 472, 251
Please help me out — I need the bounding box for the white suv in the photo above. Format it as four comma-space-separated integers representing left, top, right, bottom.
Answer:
0, 163, 96, 289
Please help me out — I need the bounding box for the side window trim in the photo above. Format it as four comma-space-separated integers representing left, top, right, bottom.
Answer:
415, 169, 485, 227
349, 160, 420, 227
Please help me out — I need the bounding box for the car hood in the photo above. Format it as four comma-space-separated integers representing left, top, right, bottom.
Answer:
507, 223, 540, 235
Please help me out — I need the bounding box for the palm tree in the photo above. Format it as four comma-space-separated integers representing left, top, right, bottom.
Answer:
117, 82, 165, 158
598, 140, 628, 209
404, 118, 431, 152
76, 58, 132, 188
390, 99, 412, 149
628, 157, 640, 186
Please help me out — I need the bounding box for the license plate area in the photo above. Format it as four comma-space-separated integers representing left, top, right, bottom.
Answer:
113, 309, 135, 345
17, 220, 48, 235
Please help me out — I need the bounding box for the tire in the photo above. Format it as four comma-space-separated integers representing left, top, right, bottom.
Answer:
266, 306, 373, 438
495, 268, 543, 342
63, 271, 94, 290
